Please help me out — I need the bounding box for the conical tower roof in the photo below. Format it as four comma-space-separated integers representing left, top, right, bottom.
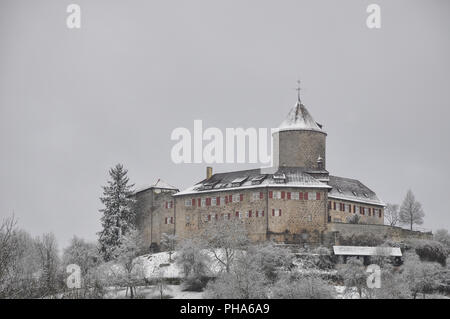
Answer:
278, 100, 324, 133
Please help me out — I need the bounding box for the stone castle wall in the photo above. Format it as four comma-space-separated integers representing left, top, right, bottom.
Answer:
135, 189, 176, 249
326, 222, 433, 243
174, 187, 328, 244
273, 130, 326, 169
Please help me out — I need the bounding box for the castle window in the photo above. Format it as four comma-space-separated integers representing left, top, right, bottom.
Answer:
185, 199, 192, 207
252, 192, 260, 201
355, 206, 360, 214
201, 198, 206, 207
292, 192, 299, 200
211, 197, 217, 206
346, 204, 352, 213
232, 194, 241, 202
352, 191, 357, 196
220, 197, 225, 206
307, 215, 312, 222
186, 215, 190, 223
272, 209, 281, 217
245, 211, 249, 218
273, 191, 282, 199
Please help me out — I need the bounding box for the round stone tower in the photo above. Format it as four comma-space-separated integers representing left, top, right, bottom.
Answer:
272, 100, 327, 169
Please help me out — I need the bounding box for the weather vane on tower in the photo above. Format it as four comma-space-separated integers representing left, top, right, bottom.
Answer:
296, 80, 302, 103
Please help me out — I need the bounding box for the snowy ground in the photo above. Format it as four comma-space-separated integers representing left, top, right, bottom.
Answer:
138, 250, 225, 279
103, 284, 203, 299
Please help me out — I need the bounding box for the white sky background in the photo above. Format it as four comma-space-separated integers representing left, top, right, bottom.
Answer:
0, 0, 449, 248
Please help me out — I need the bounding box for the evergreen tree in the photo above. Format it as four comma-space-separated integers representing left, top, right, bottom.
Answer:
98, 164, 136, 261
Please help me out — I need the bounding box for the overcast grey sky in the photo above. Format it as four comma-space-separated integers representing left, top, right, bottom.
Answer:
1, 0, 449, 248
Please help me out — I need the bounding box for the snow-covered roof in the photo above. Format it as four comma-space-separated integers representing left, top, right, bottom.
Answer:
328, 175, 385, 206
277, 101, 325, 133
174, 167, 331, 196
134, 179, 179, 194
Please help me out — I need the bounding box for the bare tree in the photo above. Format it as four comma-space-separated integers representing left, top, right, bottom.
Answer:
337, 257, 367, 298
35, 233, 60, 297
0, 215, 18, 291
384, 203, 400, 226
434, 229, 450, 247
160, 233, 177, 263
202, 218, 248, 273
176, 237, 210, 291
399, 190, 425, 230
114, 227, 146, 298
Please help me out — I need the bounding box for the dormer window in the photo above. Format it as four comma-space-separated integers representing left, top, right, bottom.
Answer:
231, 176, 248, 187
273, 173, 286, 184
352, 191, 357, 196
251, 174, 267, 185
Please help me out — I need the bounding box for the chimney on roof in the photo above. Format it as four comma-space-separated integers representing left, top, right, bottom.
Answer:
206, 166, 213, 179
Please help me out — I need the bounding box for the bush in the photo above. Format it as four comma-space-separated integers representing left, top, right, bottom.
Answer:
413, 240, 449, 266
338, 231, 384, 247
312, 247, 336, 269
271, 274, 336, 299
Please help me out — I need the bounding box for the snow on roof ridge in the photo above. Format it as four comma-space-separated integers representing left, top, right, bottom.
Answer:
278, 101, 324, 132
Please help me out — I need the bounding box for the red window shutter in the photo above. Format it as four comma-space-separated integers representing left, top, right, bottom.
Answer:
260, 192, 263, 199
272, 209, 275, 216
170, 217, 173, 224
228, 213, 231, 219
225, 196, 228, 204
192, 198, 196, 206
262, 210, 265, 217
281, 191, 285, 199
164, 217, 167, 224
216, 197, 220, 205
333, 202, 336, 210
256, 211, 259, 217
305, 192, 309, 200
316, 192, 321, 200
229, 195, 232, 202
207, 214, 211, 221
269, 191, 273, 198
165, 201, 168, 209
207, 198, 211, 206
300, 192, 303, 200
287, 192, 291, 200
170, 201, 173, 208
279, 209, 282, 216
235, 211, 239, 218
240, 194, 243, 202
249, 210, 252, 217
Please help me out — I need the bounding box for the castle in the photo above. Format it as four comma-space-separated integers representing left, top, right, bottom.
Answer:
134, 95, 391, 249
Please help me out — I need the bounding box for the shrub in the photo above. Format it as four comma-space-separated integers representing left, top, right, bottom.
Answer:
413, 240, 449, 266
338, 231, 384, 247
271, 274, 336, 299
